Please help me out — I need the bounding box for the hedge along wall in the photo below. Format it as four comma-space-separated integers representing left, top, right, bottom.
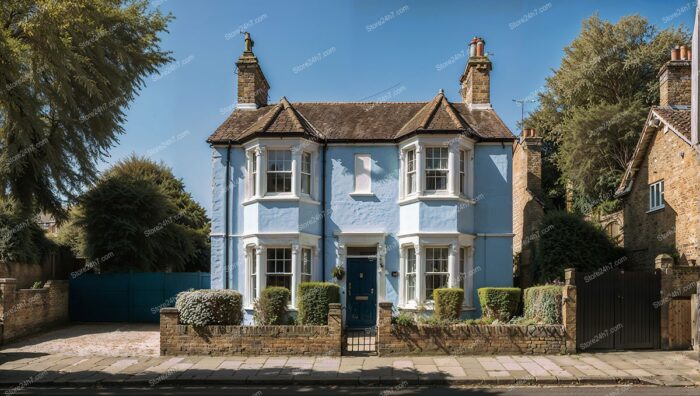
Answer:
160, 303, 342, 356
0, 278, 69, 345
376, 302, 569, 356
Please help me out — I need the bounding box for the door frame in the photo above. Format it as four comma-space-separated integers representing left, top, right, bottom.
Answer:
345, 255, 378, 328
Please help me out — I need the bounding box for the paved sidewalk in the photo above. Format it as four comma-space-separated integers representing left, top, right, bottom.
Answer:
0, 351, 699, 388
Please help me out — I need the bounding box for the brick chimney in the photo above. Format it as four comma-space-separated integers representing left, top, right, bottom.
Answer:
460, 37, 492, 109
236, 32, 269, 110
658, 45, 691, 108
517, 128, 543, 198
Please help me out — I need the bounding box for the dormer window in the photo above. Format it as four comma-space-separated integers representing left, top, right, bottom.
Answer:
425, 147, 448, 191
267, 150, 292, 193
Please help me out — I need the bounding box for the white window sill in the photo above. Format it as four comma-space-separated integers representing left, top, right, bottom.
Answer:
398, 194, 477, 206
349, 192, 375, 197
242, 195, 321, 206
647, 205, 665, 214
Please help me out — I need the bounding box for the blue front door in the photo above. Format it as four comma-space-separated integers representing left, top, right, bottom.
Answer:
346, 257, 377, 328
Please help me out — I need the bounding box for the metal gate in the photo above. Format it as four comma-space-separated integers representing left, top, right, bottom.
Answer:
70, 272, 210, 323
576, 270, 660, 351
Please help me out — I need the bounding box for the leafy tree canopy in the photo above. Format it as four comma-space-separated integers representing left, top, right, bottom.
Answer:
0, 0, 172, 220
525, 14, 688, 213
60, 156, 210, 272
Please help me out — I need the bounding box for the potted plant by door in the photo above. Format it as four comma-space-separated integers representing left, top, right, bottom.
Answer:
331, 265, 345, 281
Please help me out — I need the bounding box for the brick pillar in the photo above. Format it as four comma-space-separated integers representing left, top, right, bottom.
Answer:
562, 269, 577, 353
160, 308, 179, 356
327, 303, 342, 356
377, 302, 393, 356
0, 278, 17, 320
44, 280, 69, 325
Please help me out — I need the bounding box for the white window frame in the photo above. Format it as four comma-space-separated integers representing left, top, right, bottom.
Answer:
649, 180, 665, 211
266, 150, 293, 194
424, 247, 449, 301
406, 148, 416, 195
353, 153, 372, 195
459, 149, 466, 195
247, 246, 258, 305
247, 151, 257, 198
425, 147, 449, 192
301, 247, 312, 283
301, 152, 312, 196
266, 247, 293, 290
405, 247, 416, 303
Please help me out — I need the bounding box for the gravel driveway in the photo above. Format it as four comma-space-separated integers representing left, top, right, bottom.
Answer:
0, 323, 159, 357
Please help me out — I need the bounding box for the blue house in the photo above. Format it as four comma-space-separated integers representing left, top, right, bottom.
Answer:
207, 34, 515, 326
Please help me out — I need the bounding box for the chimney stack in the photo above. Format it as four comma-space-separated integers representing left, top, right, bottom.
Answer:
658, 45, 691, 108
460, 36, 492, 109
236, 33, 269, 110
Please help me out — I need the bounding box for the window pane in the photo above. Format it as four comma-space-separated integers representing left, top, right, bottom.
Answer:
425, 247, 449, 300
266, 248, 292, 292
406, 248, 416, 273
406, 274, 415, 301
266, 275, 291, 290
425, 274, 448, 300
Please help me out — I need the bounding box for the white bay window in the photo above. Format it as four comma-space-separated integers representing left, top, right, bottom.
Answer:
425, 247, 449, 301
425, 148, 448, 191
267, 150, 292, 193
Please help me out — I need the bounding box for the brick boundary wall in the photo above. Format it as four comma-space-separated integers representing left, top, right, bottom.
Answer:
0, 278, 69, 345
160, 303, 342, 356
376, 302, 569, 356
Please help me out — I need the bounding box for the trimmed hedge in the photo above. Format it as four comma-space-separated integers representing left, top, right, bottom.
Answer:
477, 287, 521, 321
297, 282, 340, 325
433, 288, 464, 321
523, 285, 562, 324
254, 287, 290, 325
176, 289, 243, 326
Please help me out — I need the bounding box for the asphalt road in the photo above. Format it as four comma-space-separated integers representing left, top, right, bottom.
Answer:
1, 386, 698, 395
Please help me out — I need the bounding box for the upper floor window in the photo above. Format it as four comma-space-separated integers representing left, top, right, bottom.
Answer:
301, 152, 312, 195
425, 247, 449, 300
250, 152, 257, 197
406, 149, 416, 195
649, 181, 664, 211
425, 147, 448, 191
267, 150, 292, 193
354, 154, 372, 194
459, 149, 466, 195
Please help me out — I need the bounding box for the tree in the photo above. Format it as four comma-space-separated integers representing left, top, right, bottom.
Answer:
525, 14, 688, 213
0, 197, 50, 263
0, 0, 172, 220
65, 156, 210, 272
533, 211, 624, 283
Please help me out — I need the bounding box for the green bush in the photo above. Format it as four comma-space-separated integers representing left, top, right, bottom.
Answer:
523, 285, 563, 324
297, 282, 340, 325
418, 316, 459, 326
254, 287, 290, 325
392, 312, 416, 327
176, 289, 242, 326
533, 211, 624, 283
462, 317, 495, 325
433, 288, 464, 321
477, 287, 521, 321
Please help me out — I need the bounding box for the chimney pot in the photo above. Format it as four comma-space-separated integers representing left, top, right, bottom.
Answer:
680, 45, 688, 60
461, 35, 492, 106
531, 128, 537, 137
672, 46, 680, 61
476, 39, 485, 57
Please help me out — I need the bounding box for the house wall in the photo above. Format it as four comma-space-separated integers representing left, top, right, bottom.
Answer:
210, 140, 514, 322
622, 129, 700, 268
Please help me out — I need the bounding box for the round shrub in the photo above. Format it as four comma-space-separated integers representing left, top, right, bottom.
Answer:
392, 311, 416, 327
477, 287, 521, 321
254, 287, 290, 325
533, 211, 623, 283
433, 288, 464, 321
175, 289, 242, 326
523, 285, 562, 324
297, 282, 340, 325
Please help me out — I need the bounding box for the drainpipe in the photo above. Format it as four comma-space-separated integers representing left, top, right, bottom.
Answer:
224, 143, 231, 289
321, 142, 327, 280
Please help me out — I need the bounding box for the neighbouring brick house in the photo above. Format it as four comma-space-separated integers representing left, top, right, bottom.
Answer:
512, 128, 545, 288
615, 45, 700, 269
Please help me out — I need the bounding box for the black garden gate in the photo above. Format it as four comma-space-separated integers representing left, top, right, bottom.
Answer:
576, 270, 660, 351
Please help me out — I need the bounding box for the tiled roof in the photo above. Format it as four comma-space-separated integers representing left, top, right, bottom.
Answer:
208, 92, 514, 144
616, 106, 692, 197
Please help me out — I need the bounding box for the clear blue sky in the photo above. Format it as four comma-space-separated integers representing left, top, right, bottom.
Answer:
107, 0, 695, 215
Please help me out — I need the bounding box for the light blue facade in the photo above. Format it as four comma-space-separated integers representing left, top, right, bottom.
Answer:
210, 137, 513, 324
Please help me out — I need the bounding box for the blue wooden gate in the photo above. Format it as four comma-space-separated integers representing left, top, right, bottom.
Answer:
69, 272, 210, 323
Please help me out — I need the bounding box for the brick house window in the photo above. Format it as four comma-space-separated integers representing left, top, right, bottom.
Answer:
425, 247, 449, 300
267, 150, 292, 193
425, 147, 448, 191
406, 149, 416, 195
405, 247, 416, 302
301, 152, 312, 195
649, 181, 665, 211
266, 248, 292, 290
